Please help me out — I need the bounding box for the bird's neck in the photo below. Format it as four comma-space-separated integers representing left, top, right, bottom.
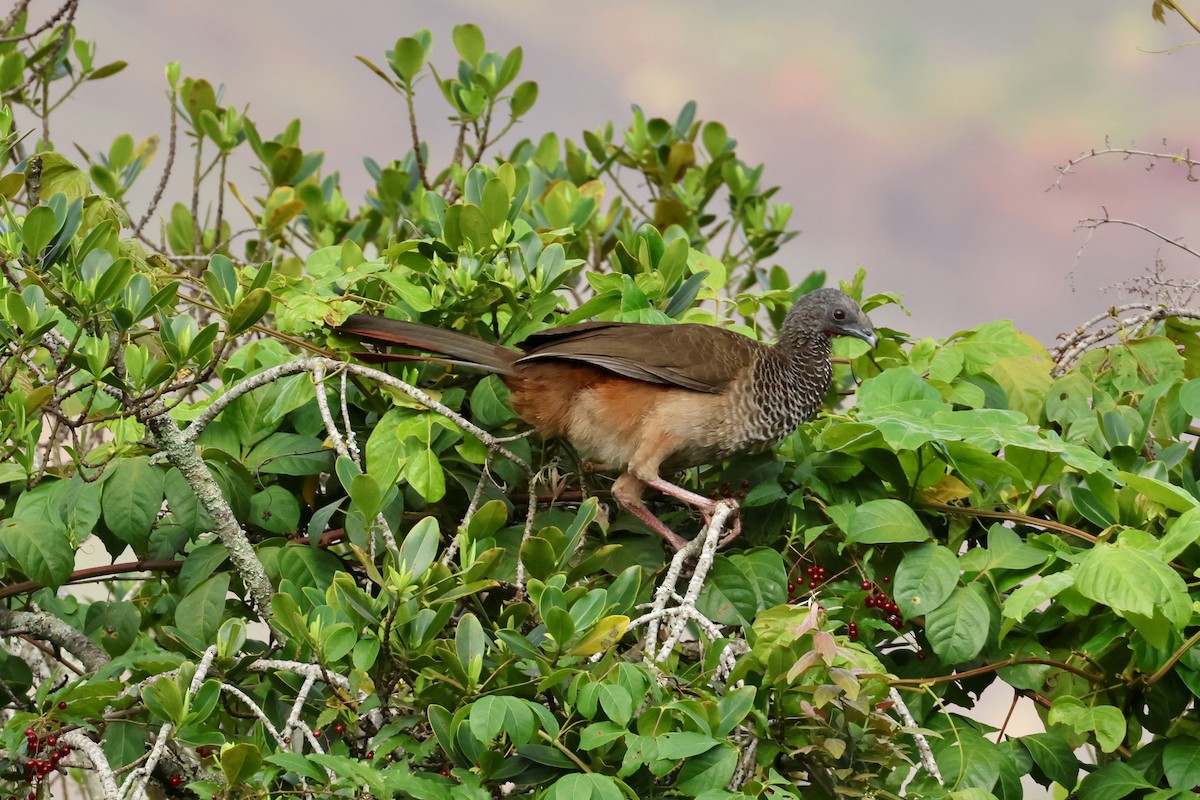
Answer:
756, 331, 833, 423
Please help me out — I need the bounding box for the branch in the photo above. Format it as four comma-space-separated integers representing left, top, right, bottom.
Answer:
0, 559, 181, 600
888, 687, 942, 786
1050, 140, 1200, 190
183, 357, 529, 469
140, 399, 274, 619
0, 607, 108, 672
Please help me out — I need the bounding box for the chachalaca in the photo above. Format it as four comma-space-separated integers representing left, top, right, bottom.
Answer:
337, 288, 876, 551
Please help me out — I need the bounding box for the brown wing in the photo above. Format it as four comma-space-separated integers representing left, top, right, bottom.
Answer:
515, 322, 763, 393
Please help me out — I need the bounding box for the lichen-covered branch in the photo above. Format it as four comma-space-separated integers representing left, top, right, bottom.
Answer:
140, 399, 274, 618
0, 607, 108, 672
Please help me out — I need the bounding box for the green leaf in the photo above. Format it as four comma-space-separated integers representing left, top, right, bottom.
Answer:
1020, 732, 1079, 790
510, 80, 538, 117
175, 573, 230, 645
1002, 572, 1074, 623
1164, 736, 1200, 790
0, 519, 72, 589
843, 499, 929, 545
101, 720, 146, 773
1074, 543, 1189, 625
101, 457, 165, 549
894, 543, 959, 618
220, 742, 262, 785
696, 548, 788, 626
21, 205, 62, 256
546, 774, 624, 800
403, 447, 446, 502
398, 516, 441, 578
390, 37, 425, 83
675, 744, 738, 795
1117, 470, 1199, 513
228, 287, 271, 335
925, 582, 992, 663
1048, 696, 1126, 753
452, 23, 486, 65
249, 485, 300, 534
716, 686, 756, 737
596, 683, 633, 726
1076, 761, 1151, 800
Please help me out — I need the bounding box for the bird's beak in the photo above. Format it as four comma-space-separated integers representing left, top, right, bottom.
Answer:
843, 325, 877, 349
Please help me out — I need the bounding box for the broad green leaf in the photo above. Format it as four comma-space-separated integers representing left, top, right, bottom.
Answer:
675, 743, 737, 795
1163, 736, 1200, 790
696, 548, 787, 625
925, 582, 992, 663
1048, 696, 1126, 753
175, 573, 230, 645
545, 773, 624, 800
844, 499, 929, 545
894, 543, 959, 618
220, 742, 262, 785
1118, 471, 1199, 513
1076, 761, 1151, 800
249, 485, 300, 534
101, 457, 165, 549
0, 519, 73, 589
1073, 543, 1189, 625
1002, 572, 1075, 623
1020, 732, 1079, 790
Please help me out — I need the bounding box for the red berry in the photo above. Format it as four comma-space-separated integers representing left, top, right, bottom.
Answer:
24, 727, 35, 737
45, 736, 56, 748
57, 701, 67, 710
916, 652, 926, 661
864, 597, 875, 608
860, 580, 872, 590
366, 751, 375, 760
882, 576, 891, 584
169, 775, 182, 787
334, 723, 345, 734
313, 729, 323, 738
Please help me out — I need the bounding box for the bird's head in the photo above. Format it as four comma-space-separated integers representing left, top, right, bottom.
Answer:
782, 288, 877, 349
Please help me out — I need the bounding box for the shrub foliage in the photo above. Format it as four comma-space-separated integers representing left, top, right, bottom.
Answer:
2, 9, 1200, 800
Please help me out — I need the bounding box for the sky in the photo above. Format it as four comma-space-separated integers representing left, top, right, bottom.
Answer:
46, 1, 1200, 345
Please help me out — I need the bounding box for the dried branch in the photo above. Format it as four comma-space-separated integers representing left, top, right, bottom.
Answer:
1050, 139, 1199, 190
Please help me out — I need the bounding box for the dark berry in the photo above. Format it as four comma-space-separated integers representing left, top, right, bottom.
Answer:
916, 652, 926, 661
366, 751, 375, 760
882, 576, 891, 584
45, 736, 56, 748
860, 580, 872, 591
864, 597, 875, 608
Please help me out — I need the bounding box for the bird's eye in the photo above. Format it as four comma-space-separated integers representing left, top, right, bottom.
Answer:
833, 308, 846, 321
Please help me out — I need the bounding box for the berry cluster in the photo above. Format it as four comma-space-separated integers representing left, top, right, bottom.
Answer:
22, 725, 70, 791
861, 579, 904, 630
787, 562, 828, 601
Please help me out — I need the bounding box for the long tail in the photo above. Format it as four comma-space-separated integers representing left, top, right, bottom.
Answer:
336, 314, 518, 375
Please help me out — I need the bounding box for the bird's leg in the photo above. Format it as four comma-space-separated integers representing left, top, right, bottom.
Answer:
611, 474, 691, 552
643, 476, 743, 548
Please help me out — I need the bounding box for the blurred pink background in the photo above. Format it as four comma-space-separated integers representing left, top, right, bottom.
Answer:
51, 1, 1200, 343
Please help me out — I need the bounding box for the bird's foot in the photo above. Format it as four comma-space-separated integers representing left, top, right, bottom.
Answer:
642, 477, 742, 551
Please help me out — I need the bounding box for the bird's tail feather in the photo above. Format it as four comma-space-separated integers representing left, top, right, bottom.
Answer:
337, 315, 517, 375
